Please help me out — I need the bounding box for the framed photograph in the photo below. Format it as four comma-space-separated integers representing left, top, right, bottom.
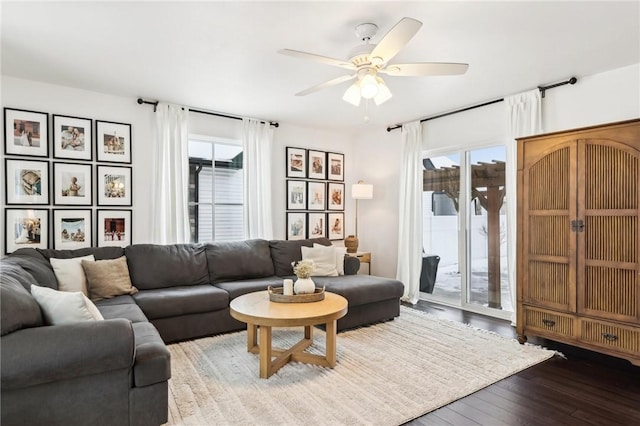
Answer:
53, 209, 92, 249
3, 108, 49, 157
53, 162, 92, 206
328, 182, 345, 210
53, 114, 92, 160
307, 181, 326, 211
286, 147, 306, 178
307, 149, 326, 180
328, 212, 345, 240
97, 165, 132, 206
308, 213, 327, 239
5, 208, 49, 254
286, 212, 306, 240
286, 179, 306, 210
5, 159, 49, 205
327, 152, 344, 181
97, 209, 132, 248
96, 120, 131, 163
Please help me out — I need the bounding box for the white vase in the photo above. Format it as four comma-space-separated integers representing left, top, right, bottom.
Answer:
294, 277, 315, 295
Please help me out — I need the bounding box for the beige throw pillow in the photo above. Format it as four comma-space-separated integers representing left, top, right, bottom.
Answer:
50, 255, 95, 295
81, 256, 138, 302
314, 243, 347, 275
30, 285, 103, 325
301, 245, 339, 277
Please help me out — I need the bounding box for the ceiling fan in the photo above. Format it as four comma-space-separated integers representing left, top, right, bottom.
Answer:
278, 17, 469, 106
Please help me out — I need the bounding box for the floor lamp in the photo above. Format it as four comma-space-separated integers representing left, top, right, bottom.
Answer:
346, 180, 373, 253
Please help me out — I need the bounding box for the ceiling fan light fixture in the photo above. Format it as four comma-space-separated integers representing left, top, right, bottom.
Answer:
359, 73, 379, 99
342, 83, 362, 106
373, 77, 392, 105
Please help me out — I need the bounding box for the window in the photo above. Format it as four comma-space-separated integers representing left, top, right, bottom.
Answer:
422, 145, 512, 319
188, 137, 243, 243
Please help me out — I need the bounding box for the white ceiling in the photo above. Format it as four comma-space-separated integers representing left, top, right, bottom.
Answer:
2, 1, 639, 134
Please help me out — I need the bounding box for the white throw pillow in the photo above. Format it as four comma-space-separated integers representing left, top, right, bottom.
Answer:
314, 243, 347, 275
50, 255, 95, 295
30, 285, 103, 325
301, 245, 338, 277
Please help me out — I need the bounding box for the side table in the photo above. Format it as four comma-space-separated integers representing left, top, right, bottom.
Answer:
348, 251, 371, 275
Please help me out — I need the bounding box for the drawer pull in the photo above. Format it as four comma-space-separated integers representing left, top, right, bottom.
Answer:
541, 319, 556, 327
602, 333, 618, 342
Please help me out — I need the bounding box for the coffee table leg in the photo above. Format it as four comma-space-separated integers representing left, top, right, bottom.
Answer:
247, 323, 258, 353
259, 325, 272, 379
304, 325, 313, 340
325, 319, 337, 367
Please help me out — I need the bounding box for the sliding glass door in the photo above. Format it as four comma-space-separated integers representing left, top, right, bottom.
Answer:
422, 145, 512, 318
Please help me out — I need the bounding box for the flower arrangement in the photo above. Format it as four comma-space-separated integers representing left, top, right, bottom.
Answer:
291, 259, 315, 279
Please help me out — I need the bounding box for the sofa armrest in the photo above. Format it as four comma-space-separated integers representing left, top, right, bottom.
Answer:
344, 256, 360, 275
1, 319, 134, 390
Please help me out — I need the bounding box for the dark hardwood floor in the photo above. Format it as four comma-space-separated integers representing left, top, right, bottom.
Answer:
401, 300, 640, 426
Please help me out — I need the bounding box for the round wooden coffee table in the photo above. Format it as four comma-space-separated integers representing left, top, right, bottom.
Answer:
229, 290, 348, 379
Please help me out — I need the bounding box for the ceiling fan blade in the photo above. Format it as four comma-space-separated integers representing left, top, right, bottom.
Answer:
379, 62, 469, 77
295, 74, 356, 96
370, 17, 422, 65
278, 49, 355, 70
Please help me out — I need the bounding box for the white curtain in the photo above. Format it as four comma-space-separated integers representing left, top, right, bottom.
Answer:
396, 121, 424, 304
242, 119, 274, 239
505, 89, 542, 323
150, 103, 190, 244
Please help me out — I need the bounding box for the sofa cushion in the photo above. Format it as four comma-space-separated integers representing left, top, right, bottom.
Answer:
82, 256, 138, 301
125, 244, 209, 290
97, 303, 148, 323
310, 274, 405, 307
132, 285, 229, 320
50, 255, 95, 295
94, 295, 137, 306
30, 285, 103, 325
6, 249, 58, 289
37, 247, 125, 261
301, 245, 338, 276
269, 238, 331, 276
0, 269, 43, 335
206, 239, 274, 284
214, 277, 283, 300
131, 322, 171, 387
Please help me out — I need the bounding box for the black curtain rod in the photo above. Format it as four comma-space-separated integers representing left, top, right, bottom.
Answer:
386, 77, 577, 132
136, 98, 279, 128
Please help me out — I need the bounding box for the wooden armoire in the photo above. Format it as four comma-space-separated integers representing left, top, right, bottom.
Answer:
516, 119, 639, 366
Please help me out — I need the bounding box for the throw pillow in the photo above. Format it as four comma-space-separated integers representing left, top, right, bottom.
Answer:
313, 243, 348, 275
50, 255, 95, 295
30, 285, 103, 325
81, 256, 138, 302
301, 245, 338, 277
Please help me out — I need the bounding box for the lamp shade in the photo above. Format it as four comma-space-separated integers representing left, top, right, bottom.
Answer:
351, 181, 373, 199
342, 83, 362, 106
374, 77, 392, 105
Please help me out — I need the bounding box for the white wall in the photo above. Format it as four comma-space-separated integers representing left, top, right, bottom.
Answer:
1, 76, 353, 253
353, 63, 640, 279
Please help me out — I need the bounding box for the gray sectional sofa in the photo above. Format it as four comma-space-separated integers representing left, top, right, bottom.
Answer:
0, 237, 404, 426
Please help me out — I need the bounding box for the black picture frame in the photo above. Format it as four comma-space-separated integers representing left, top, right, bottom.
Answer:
327, 152, 344, 181
97, 209, 132, 248
3, 107, 49, 157
5, 208, 49, 254
286, 147, 306, 178
53, 162, 93, 206
97, 165, 133, 206
52, 114, 93, 161
328, 212, 345, 240
307, 181, 326, 211
308, 212, 327, 239
286, 212, 306, 240
53, 209, 92, 249
307, 149, 326, 180
327, 182, 345, 211
5, 158, 50, 205
286, 179, 306, 210
96, 120, 132, 163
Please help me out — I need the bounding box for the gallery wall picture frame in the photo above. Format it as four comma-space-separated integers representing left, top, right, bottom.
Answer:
5, 158, 50, 205
286, 179, 307, 210
307, 149, 326, 180
96, 120, 131, 163
97, 165, 132, 206
53, 114, 93, 161
308, 212, 327, 239
307, 181, 326, 211
327, 182, 345, 211
327, 152, 344, 181
4, 208, 49, 254
3, 107, 49, 157
286, 146, 306, 178
286, 212, 306, 240
97, 209, 132, 248
53, 162, 93, 206
53, 209, 92, 250
328, 212, 345, 240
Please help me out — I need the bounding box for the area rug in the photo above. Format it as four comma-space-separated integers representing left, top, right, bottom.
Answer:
166, 306, 555, 425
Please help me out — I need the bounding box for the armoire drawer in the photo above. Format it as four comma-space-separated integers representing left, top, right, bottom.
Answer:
523, 306, 576, 339
580, 319, 640, 355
